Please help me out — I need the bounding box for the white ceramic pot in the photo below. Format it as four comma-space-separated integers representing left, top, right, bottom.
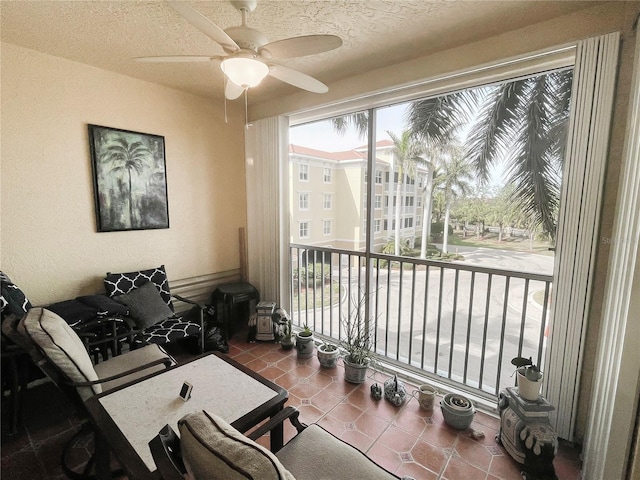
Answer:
317, 345, 339, 368
343, 356, 369, 384
295, 333, 315, 359
517, 370, 543, 401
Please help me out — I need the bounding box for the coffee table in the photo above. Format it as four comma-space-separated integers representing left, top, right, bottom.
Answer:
85, 352, 287, 480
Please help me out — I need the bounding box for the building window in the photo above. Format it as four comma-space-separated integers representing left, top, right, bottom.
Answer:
416, 216, 421, 227
404, 218, 413, 228
417, 197, 422, 208
323, 219, 332, 235
405, 196, 414, 207
323, 194, 332, 209
299, 222, 309, 239
375, 195, 382, 209
299, 164, 308, 182
375, 171, 383, 184
323, 167, 332, 183
375, 219, 381, 232
299, 193, 309, 210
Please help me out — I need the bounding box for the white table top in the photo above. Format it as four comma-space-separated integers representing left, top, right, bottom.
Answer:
99, 354, 279, 471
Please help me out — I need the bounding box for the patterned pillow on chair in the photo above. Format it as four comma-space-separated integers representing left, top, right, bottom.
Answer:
1, 271, 32, 316
104, 265, 173, 311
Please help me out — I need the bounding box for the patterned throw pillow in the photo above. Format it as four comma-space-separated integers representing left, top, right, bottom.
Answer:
1, 271, 32, 316
104, 265, 173, 311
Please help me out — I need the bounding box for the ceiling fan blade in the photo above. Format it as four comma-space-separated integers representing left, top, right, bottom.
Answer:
166, 1, 239, 53
260, 35, 342, 59
134, 55, 221, 63
225, 80, 244, 100
268, 65, 328, 94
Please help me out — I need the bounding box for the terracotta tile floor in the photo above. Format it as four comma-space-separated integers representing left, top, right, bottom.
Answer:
1, 333, 583, 480
228, 336, 583, 480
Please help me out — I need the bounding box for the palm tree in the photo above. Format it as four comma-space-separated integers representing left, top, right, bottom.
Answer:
410, 69, 572, 238
102, 138, 151, 228
433, 144, 473, 254
386, 130, 425, 256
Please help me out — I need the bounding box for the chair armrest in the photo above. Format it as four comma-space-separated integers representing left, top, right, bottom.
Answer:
172, 294, 203, 309
247, 407, 307, 442
64, 357, 175, 387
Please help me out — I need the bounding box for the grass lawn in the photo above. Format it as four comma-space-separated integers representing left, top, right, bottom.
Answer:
445, 231, 555, 256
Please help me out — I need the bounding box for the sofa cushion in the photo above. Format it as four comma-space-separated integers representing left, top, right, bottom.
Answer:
104, 265, 173, 310
276, 424, 404, 480
0, 271, 32, 316
46, 299, 99, 328
76, 294, 130, 317
19, 307, 100, 400
179, 410, 295, 480
114, 282, 173, 330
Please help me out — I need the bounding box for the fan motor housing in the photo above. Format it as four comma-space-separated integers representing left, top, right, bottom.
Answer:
224, 25, 268, 52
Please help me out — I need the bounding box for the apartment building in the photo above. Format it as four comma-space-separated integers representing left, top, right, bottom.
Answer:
289, 140, 428, 252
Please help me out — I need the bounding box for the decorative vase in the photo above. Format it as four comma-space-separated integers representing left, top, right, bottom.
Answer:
516, 369, 543, 401
343, 355, 369, 384
317, 344, 339, 368
295, 332, 314, 359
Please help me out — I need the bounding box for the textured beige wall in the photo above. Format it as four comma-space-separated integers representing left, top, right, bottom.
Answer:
0, 42, 246, 305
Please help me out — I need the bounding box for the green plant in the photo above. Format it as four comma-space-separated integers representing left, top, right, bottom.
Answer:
511, 356, 542, 381
319, 339, 338, 352
299, 323, 313, 337
340, 292, 377, 366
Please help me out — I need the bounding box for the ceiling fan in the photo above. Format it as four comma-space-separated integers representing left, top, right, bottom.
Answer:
136, 0, 342, 100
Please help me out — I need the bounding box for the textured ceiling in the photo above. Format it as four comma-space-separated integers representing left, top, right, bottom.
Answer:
1, 1, 599, 104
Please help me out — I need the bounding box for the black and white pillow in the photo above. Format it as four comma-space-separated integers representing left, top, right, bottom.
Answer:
104, 265, 173, 311
1, 271, 32, 317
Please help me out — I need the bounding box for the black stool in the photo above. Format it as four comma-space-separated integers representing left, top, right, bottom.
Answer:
211, 282, 259, 340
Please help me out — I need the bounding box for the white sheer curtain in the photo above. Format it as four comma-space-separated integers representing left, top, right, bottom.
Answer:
244, 116, 289, 304
545, 32, 620, 441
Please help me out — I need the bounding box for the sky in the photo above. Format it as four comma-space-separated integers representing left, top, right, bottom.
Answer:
289, 101, 507, 189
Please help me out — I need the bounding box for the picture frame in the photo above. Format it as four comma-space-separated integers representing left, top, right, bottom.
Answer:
88, 124, 169, 232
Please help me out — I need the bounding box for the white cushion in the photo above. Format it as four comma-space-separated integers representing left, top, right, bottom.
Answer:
179, 410, 296, 480
20, 307, 99, 400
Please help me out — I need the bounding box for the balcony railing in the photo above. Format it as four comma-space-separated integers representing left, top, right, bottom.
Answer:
289, 244, 552, 401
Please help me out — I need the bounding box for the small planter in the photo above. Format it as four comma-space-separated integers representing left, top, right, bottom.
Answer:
317, 344, 339, 368
343, 355, 369, 384
281, 338, 294, 351
295, 332, 315, 359
441, 393, 476, 430
517, 368, 543, 401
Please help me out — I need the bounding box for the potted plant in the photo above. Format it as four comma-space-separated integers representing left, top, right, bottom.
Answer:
340, 293, 376, 384
295, 323, 315, 359
511, 356, 543, 401
317, 339, 339, 368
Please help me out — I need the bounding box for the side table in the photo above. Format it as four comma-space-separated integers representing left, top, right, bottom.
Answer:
211, 282, 259, 340
497, 387, 558, 480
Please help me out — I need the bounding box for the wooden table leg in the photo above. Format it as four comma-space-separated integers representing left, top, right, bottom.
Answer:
94, 430, 112, 480
270, 408, 285, 452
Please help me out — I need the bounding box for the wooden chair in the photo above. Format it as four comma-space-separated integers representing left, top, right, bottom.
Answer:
149, 407, 415, 480
6, 307, 176, 480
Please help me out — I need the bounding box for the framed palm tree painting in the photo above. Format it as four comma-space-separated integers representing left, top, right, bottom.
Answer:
88, 125, 169, 232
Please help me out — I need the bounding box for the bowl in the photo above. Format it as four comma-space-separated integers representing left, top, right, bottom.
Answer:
441, 394, 476, 429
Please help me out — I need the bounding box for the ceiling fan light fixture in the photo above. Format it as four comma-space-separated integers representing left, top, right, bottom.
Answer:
221, 57, 268, 89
